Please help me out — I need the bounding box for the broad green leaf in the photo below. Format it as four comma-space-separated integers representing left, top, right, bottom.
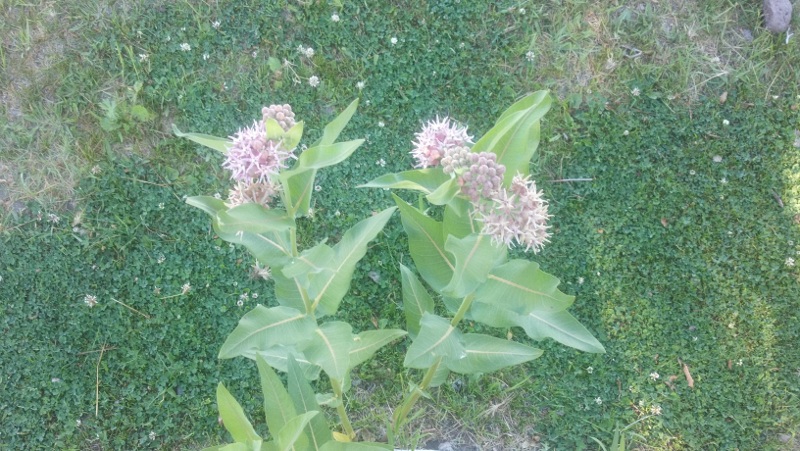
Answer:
471, 303, 605, 353
312, 98, 358, 147
287, 357, 332, 450
348, 329, 408, 368
256, 348, 322, 380
400, 265, 434, 337
360, 168, 451, 194
515, 309, 605, 353
217, 383, 262, 443
282, 243, 336, 280
187, 195, 227, 217
429, 363, 451, 388
442, 234, 506, 298
283, 121, 304, 150
173, 124, 232, 153
201, 443, 252, 451
319, 442, 392, 451
404, 313, 465, 369
474, 260, 574, 314
445, 334, 543, 374
308, 207, 396, 316
216, 203, 295, 235
219, 306, 316, 359
271, 269, 309, 312
303, 322, 353, 382
281, 168, 316, 218
264, 118, 285, 141
442, 201, 476, 239
276, 411, 318, 451
393, 194, 454, 291
283, 140, 365, 176
425, 177, 460, 206
256, 355, 297, 437
471, 91, 551, 183
186, 196, 293, 267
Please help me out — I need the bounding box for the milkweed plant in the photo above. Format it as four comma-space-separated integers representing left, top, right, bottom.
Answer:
175, 90, 604, 450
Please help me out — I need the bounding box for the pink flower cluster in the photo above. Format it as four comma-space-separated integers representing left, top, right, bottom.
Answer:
476, 174, 551, 253
411, 117, 472, 168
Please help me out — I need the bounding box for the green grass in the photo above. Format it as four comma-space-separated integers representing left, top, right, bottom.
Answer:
2, 0, 800, 449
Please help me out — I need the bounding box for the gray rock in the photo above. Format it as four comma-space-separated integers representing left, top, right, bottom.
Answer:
763, 0, 793, 33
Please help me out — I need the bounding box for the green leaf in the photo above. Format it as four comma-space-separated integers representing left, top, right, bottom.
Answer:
471, 91, 551, 183
312, 98, 358, 147
264, 118, 285, 141
281, 243, 336, 280
471, 303, 605, 353
216, 203, 295, 235
303, 322, 353, 382
202, 443, 252, 451
284, 121, 304, 150
474, 260, 574, 314
272, 271, 311, 312
186, 195, 227, 217
308, 207, 396, 316
442, 234, 506, 298
256, 355, 297, 437
425, 177, 460, 206
217, 383, 262, 443
445, 334, 543, 374
219, 306, 316, 359
173, 124, 232, 153
400, 265, 434, 337
281, 169, 316, 218
429, 364, 451, 388
393, 194, 454, 291
284, 140, 365, 176
514, 309, 605, 353
276, 411, 318, 451
361, 168, 451, 194
404, 313, 465, 369
256, 348, 322, 380
442, 201, 476, 239
348, 329, 408, 368
287, 357, 332, 450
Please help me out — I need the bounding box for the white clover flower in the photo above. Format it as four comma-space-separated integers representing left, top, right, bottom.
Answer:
519, 7, 526, 14
252, 50, 258, 58
411, 116, 472, 168
728, 322, 735, 329
720, 177, 728, 185
391, 37, 398, 45
786, 257, 796, 267
180, 43, 191, 52
213, 192, 222, 199
331, 13, 340, 22
149, 431, 156, 441
334, 210, 341, 217
586, 366, 593, 374
650, 405, 662, 416
223, 121, 294, 182
203, 53, 209, 61
378, 121, 385, 127
595, 397, 602, 405
631, 87, 641, 96
713, 155, 723, 163
722, 119, 730, 126
212, 20, 221, 29
91, 165, 102, 174
237, 299, 244, 307
138, 53, 149, 62
304, 47, 315, 58
308, 75, 320, 87
649, 371, 660, 381
525, 50, 535, 62
158, 202, 165, 210
376, 158, 386, 167
623, 130, 629, 136
737, 359, 744, 366
578, 277, 585, 285
356, 81, 365, 90
181, 283, 192, 294
84, 294, 98, 308
48, 213, 60, 224
314, 185, 322, 192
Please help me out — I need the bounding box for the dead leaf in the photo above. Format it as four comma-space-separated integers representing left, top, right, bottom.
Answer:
371, 316, 379, 329
727, 360, 732, 370
719, 91, 728, 104
665, 375, 678, 390
679, 358, 695, 388
597, 229, 604, 234
660, 218, 668, 228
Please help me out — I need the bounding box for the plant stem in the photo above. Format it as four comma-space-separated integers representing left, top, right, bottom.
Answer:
331, 379, 356, 439
392, 357, 442, 433
450, 293, 475, 327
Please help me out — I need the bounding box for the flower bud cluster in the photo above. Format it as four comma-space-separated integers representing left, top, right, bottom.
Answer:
261, 104, 296, 131
440, 146, 472, 174
457, 152, 506, 203
476, 174, 551, 253
411, 116, 472, 168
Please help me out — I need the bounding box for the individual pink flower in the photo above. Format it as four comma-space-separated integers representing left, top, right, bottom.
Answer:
411, 116, 472, 168
476, 174, 551, 253
222, 121, 293, 182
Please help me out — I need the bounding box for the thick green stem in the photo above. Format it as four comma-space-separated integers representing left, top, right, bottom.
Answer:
392, 357, 442, 433
331, 380, 356, 439
450, 293, 475, 327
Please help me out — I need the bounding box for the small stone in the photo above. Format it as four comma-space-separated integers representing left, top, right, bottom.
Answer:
763, 0, 793, 33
